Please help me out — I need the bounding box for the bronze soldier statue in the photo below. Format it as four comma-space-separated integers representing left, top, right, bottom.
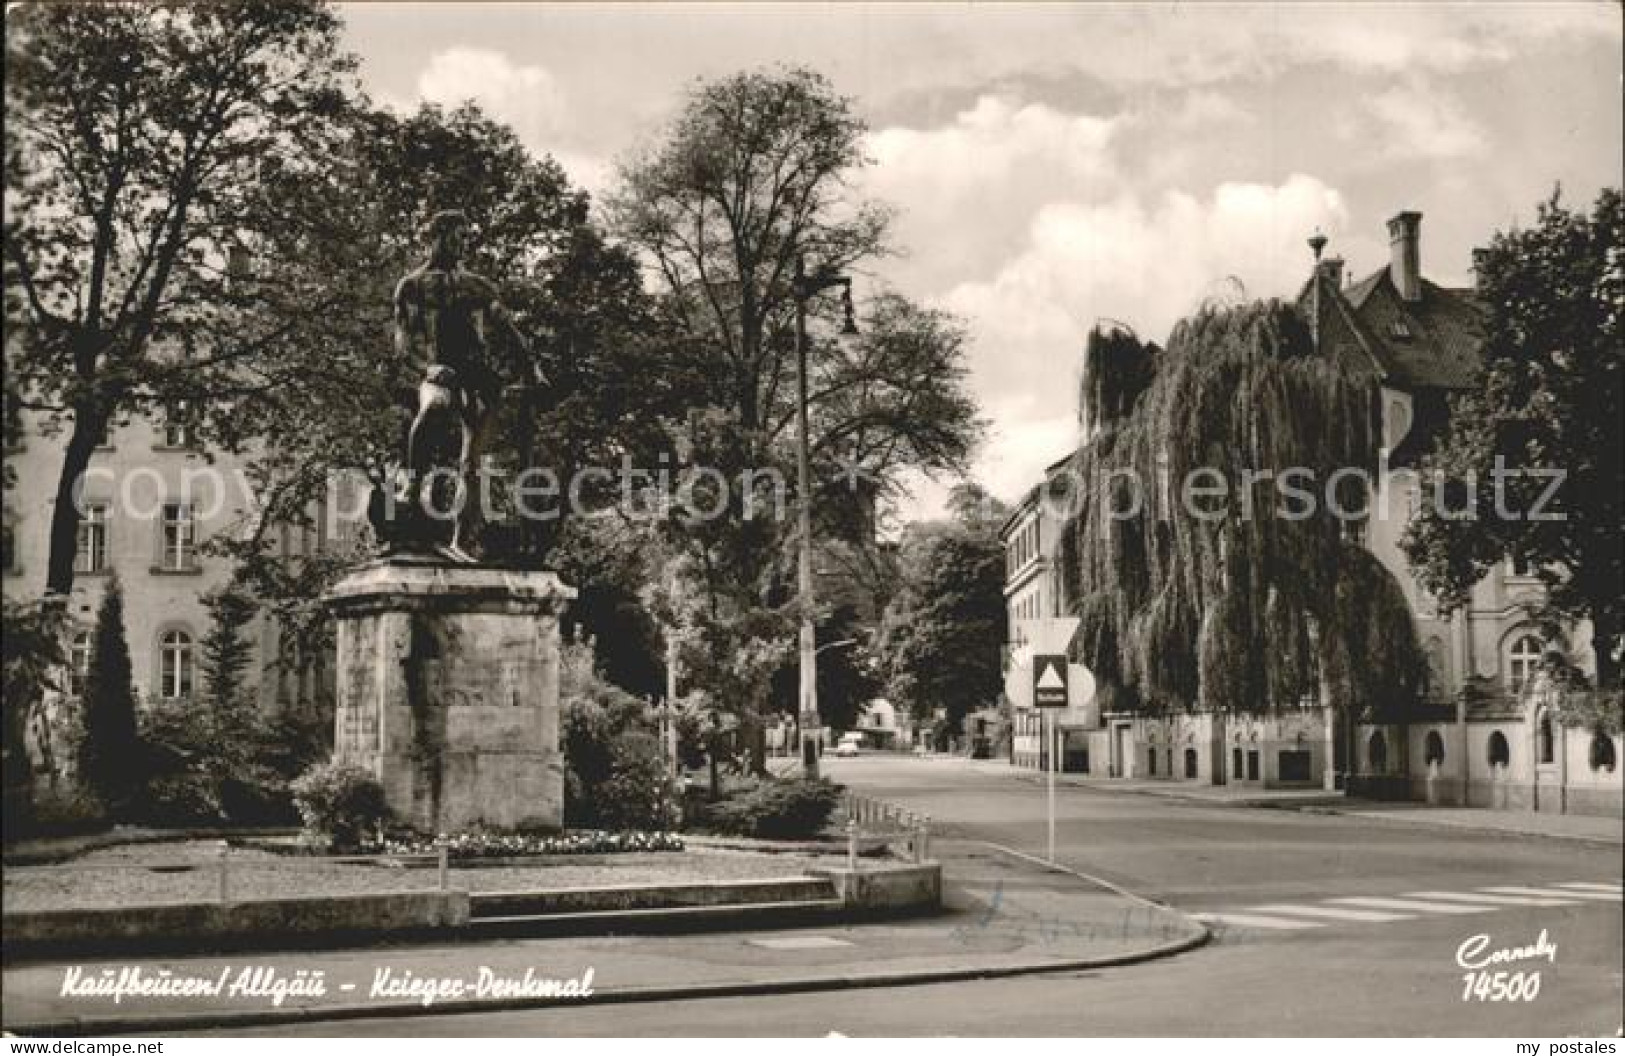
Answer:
392, 210, 541, 561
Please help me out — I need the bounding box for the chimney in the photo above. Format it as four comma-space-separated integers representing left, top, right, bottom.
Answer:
1319, 255, 1345, 289
1387, 210, 1422, 302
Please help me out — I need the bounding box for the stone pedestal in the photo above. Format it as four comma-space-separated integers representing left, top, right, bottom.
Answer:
324, 559, 576, 833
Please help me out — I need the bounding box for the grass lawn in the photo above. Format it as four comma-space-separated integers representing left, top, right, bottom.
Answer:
2, 839, 835, 912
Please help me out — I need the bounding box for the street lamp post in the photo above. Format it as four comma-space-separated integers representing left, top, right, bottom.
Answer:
790, 639, 858, 759
793, 254, 858, 780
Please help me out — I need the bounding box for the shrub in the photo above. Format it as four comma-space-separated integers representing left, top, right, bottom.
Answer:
598, 730, 676, 831
561, 645, 660, 828
136, 698, 226, 826
703, 776, 843, 840
290, 761, 389, 850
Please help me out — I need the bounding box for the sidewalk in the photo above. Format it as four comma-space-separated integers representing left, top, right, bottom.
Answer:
949, 755, 1341, 806
935, 754, 1620, 843
1307, 803, 1623, 845
0, 838, 1207, 1036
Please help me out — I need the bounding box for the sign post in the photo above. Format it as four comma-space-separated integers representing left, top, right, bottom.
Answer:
1032, 654, 1068, 864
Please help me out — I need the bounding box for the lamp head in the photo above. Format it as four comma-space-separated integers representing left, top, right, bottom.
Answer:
840, 281, 860, 336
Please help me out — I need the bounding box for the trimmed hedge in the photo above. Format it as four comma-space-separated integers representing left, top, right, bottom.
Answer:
702, 777, 843, 840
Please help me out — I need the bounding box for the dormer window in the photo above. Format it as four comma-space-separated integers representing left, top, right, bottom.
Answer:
1389, 319, 1413, 341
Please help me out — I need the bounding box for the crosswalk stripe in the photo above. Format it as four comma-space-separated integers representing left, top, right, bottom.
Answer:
1480, 886, 1621, 902
1248, 904, 1415, 922
1554, 882, 1623, 894
1192, 912, 1325, 931
1327, 896, 1497, 915
1406, 890, 1580, 907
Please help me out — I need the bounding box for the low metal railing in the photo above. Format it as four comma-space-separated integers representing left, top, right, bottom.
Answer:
842, 792, 931, 865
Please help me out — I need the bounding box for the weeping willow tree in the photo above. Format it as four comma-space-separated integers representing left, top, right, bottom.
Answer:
1060, 302, 1428, 726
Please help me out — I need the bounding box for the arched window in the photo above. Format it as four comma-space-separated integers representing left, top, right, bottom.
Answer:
1368, 730, 1388, 774
1487, 731, 1510, 768
159, 630, 194, 700
1506, 635, 1544, 695
1590, 733, 1617, 774
1184, 747, 1198, 779
1424, 730, 1446, 766
1537, 712, 1554, 765
67, 631, 91, 698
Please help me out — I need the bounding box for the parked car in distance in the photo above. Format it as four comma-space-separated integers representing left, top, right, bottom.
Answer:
835, 734, 863, 757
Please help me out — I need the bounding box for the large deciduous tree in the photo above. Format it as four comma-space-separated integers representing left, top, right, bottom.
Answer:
878, 488, 1008, 731
3, 0, 356, 597
1402, 187, 1623, 691
608, 67, 982, 769
1059, 306, 1427, 727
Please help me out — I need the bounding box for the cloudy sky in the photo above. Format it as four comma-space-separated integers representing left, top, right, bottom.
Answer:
340, 2, 1622, 521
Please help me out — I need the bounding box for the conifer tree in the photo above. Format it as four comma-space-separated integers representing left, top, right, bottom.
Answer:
79, 575, 140, 816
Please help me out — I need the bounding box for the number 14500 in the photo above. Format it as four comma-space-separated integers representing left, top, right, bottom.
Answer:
1462, 971, 1542, 1002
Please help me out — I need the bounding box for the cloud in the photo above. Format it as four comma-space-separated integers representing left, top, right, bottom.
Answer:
867, 96, 1118, 200
1360, 82, 1489, 161
934, 174, 1354, 500
863, 96, 1119, 288
416, 47, 566, 149
948, 173, 1350, 351
408, 47, 612, 198
1162, 91, 1258, 130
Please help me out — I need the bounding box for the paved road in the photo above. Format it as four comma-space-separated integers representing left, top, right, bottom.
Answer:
196, 754, 1621, 1037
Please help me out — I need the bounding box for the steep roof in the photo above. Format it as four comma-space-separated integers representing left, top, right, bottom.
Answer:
1298, 263, 1485, 392
1341, 266, 1486, 390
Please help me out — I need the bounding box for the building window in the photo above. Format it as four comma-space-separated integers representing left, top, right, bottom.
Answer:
159, 630, 194, 700
1537, 712, 1554, 765
75, 505, 109, 573
162, 401, 196, 449
1424, 730, 1446, 766
67, 631, 91, 698
160, 504, 196, 571
1184, 747, 1198, 779
1506, 634, 1543, 695
1508, 553, 1534, 578
1368, 730, 1389, 774
1590, 734, 1616, 774
1487, 731, 1510, 768
1246, 750, 1260, 781
1232, 746, 1243, 780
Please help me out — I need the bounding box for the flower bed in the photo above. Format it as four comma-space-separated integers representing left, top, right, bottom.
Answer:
370, 828, 684, 859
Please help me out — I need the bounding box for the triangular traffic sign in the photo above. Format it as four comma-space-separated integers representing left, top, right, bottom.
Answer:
1035, 661, 1065, 690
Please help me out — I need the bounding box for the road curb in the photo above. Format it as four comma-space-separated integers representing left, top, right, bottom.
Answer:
1290, 806, 1624, 848
6, 931, 1211, 1037
6, 846, 1211, 1037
